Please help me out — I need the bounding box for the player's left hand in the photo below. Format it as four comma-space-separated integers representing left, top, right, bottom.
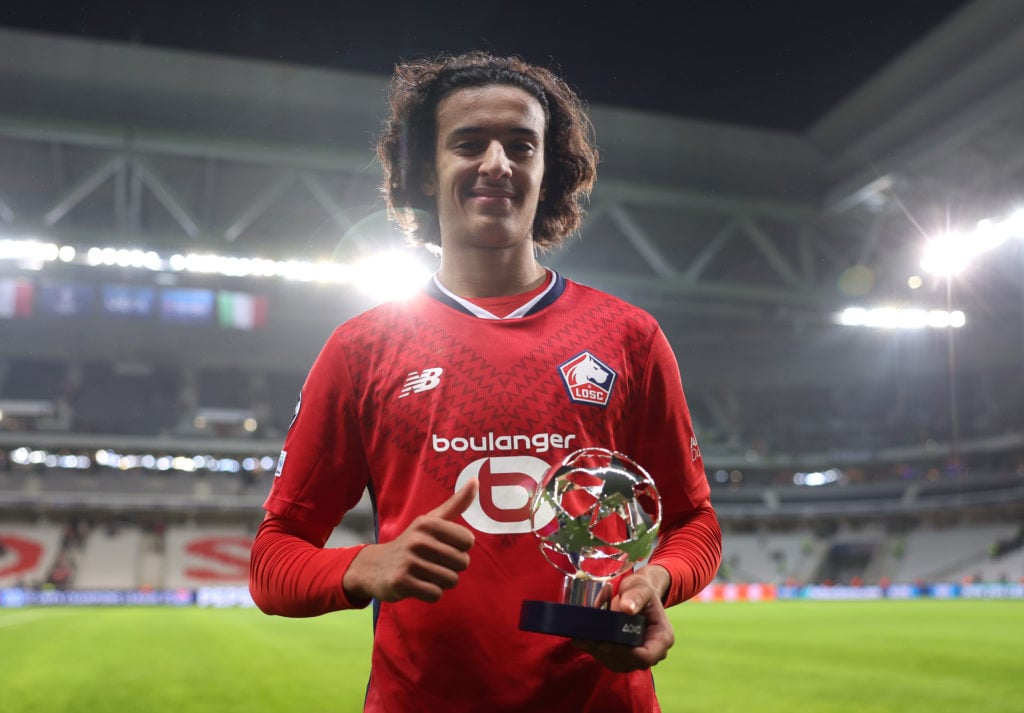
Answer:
572, 566, 675, 672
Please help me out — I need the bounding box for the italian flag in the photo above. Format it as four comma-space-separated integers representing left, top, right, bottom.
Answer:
217, 290, 267, 330
0, 279, 33, 318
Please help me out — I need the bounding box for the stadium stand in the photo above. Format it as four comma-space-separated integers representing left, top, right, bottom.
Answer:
0, 358, 70, 430
163, 525, 253, 588
0, 522, 63, 588
948, 547, 1024, 584
73, 524, 143, 589
891, 524, 1020, 584
719, 531, 824, 584
72, 361, 181, 436
265, 370, 305, 436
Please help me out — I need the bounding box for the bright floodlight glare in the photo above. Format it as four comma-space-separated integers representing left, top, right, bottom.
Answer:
862, 308, 921, 329
0, 239, 59, 263
1006, 209, 1024, 235
6, 444, 278, 473
973, 219, 1010, 252
838, 306, 966, 329
839, 307, 868, 326
920, 232, 973, 276
9, 233, 415, 288
793, 468, 842, 486
353, 250, 432, 301
927, 310, 951, 328
920, 208, 1024, 276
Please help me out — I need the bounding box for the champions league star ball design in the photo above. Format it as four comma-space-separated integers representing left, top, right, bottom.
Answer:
530, 448, 662, 582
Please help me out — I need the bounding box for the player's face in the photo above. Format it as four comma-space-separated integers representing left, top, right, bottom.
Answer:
424, 84, 547, 251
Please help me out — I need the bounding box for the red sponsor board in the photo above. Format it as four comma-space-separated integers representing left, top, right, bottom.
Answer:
696, 583, 778, 602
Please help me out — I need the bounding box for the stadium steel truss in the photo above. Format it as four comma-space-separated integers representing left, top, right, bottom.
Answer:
1, 0, 1023, 506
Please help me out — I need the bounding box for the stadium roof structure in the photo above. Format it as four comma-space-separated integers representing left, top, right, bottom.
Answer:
0, 1, 1022, 422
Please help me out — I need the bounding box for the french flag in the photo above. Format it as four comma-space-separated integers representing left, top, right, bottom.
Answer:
0, 278, 33, 318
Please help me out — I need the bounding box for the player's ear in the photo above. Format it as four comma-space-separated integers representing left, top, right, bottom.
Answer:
420, 166, 437, 197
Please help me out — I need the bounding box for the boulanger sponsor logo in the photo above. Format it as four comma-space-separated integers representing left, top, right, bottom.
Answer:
432, 431, 577, 455
559, 351, 617, 407
399, 367, 444, 398
455, 456, 556, 534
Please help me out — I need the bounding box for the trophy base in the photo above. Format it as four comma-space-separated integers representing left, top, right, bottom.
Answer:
519, 600, 646, 646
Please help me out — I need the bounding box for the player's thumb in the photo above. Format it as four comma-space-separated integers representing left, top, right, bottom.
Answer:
616, 580, 649, 616
431, 478, 479, 522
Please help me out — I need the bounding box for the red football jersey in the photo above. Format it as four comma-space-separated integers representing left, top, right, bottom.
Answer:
258, 273, 720, 712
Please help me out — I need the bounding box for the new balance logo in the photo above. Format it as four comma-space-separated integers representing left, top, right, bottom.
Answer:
399, 367, 444, 398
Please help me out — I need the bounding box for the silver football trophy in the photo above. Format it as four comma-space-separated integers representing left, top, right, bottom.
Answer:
519, 448, 662, 646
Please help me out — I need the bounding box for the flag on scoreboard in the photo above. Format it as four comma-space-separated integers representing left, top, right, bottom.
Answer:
217, 290, 267, 330
0, 278, 33, 318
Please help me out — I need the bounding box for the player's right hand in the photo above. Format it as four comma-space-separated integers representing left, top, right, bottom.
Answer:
342, 479, 478, 604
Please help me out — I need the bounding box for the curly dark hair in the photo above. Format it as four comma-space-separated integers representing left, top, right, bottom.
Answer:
376, 51, 598, 253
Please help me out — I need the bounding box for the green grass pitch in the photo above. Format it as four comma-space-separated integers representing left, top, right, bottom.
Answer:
1, 599, 1021, 712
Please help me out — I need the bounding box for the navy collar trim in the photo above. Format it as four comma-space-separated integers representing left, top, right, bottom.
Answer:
425, 270, 566, 319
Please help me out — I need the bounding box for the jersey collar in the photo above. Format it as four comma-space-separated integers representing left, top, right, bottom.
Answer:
426, 269, 566, 319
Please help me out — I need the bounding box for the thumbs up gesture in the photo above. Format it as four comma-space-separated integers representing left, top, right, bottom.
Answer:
343, 480, 479, 604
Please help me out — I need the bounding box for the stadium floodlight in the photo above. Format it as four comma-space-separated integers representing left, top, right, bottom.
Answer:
793, 468, 842, 486
352, 249, 433, 301
0, 238, 59, 265
838, 306, 965, 329
920, 232, 972, 276
921, 208, 1024, 276
172, 456, 196, 472
1007, 208, 1024, 235
6, 232, 444, 297
5, 444, 272, 474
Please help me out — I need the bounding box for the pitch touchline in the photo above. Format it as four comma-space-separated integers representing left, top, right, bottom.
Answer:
0, 609, 70, 628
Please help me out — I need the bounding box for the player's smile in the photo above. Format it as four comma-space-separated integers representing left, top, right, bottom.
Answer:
467, 185, 516, 203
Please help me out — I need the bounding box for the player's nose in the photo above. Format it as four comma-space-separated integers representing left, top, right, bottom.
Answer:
479, 141, 512, 179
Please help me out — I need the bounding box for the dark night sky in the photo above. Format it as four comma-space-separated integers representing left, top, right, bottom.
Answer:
1, 1, 971, 131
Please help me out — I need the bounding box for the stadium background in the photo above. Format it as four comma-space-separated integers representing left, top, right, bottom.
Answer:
1, 2, 1023, 710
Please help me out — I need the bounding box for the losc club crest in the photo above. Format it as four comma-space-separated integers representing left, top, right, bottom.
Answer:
559, 351, 617, 407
